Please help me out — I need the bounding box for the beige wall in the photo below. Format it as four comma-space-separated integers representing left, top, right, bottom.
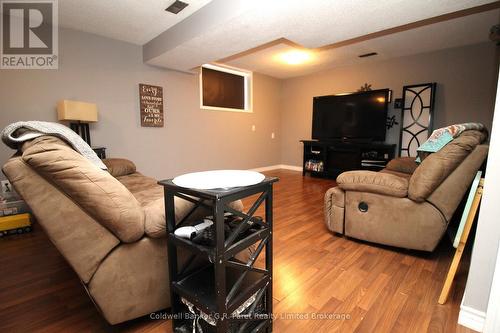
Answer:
280, 42, 497, 166
0, 28, 282, 180
1, 30, 495, 178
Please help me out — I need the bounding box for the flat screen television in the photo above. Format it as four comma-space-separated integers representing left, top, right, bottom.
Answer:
312, 89, 390, 142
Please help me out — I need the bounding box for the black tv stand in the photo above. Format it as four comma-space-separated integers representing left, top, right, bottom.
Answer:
339, 137, 374, 144
301, 140, 396, 179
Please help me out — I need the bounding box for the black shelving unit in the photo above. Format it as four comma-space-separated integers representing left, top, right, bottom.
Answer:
159, 177, 278, 333
301, 140, 396, 178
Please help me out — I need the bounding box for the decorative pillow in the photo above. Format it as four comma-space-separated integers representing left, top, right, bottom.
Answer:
385, 157, 418, 175
103, 158, 137, 177
415, 123, 487, 163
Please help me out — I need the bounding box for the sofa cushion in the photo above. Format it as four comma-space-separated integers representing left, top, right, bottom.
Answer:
143, 197, 244, 238
88, 238, 169, 324
385, 157, 418, 174
21, 136, 145, 243
117, 172, 159, 198
113, 171, 245, 238
408, 130, 487, 202
426, 144, 488, 220
337, 170, 409, 198
103, 158, 136, 177
2, 156, 120, 283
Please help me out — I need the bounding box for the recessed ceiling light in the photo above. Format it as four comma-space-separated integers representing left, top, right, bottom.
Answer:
277, 50, 314, 65
165, 0, 189, 14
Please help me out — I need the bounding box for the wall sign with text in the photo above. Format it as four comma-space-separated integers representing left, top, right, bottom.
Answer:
139, 84, 164, 127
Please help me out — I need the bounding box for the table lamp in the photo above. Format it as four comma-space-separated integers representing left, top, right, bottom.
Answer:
57, 100, 98, 146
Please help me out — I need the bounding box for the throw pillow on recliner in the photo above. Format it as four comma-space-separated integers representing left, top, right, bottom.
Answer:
385, 157, 418, 175
103, 158, 137, 177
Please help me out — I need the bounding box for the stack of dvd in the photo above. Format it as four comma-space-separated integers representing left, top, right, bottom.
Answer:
0, 190, 32, 236
304, 159, 324, 172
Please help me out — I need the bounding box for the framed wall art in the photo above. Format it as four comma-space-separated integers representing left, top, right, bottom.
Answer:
139, 84, 164, 127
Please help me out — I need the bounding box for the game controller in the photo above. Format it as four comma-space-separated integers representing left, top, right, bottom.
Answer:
174, 219, 213, 240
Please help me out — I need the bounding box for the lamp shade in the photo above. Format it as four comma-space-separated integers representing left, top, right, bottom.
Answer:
57, 100, 98, 122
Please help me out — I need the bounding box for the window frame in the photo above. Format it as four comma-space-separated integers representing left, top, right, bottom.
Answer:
199, 63, 253, 113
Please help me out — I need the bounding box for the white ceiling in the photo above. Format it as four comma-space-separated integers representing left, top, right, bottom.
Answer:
225, 9, 500, 79
59, 0, 213, 45
144, 0, 499, 72
56, 0, 499, 77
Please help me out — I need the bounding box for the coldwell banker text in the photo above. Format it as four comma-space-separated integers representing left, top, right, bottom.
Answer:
1, 0, 58, 69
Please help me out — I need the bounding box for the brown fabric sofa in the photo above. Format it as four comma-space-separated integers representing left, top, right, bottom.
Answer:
324, 130, 488, 251
2, 136, 243, 324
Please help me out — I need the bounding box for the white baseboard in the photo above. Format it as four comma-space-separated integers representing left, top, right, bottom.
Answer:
250, 165, 282, 172
279, 164, 303, 171
250, 164, 303, 172
459, 304, 486, 332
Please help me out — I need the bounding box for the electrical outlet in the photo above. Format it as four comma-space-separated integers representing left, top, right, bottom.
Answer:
271, 132, 275, 139
251, 125, 256, 132
1, 180, 12, 193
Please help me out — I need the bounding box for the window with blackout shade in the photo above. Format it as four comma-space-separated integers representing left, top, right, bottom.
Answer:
200, 64, 252, 112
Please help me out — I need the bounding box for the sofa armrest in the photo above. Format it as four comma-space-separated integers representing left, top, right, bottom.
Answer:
337, 170, 409, 197
324, 187, 345, 234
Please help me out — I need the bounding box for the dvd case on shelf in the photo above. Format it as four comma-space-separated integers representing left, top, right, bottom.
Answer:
0, 191, 30, 217
304, 159, 324, 172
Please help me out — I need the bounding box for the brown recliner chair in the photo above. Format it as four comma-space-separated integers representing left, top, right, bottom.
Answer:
324, 130, 488, 251
2, 135, 244, 324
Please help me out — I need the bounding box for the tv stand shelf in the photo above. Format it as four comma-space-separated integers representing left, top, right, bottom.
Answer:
301, 140, 396, 179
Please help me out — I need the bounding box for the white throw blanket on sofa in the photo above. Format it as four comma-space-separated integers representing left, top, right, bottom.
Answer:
1, 121, 107, 170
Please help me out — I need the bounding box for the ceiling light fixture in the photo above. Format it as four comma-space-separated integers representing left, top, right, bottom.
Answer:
277, 50, 313, 65
165, 0, 189, 14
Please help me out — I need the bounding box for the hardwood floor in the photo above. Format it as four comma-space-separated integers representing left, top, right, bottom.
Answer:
0, 169, 476, 332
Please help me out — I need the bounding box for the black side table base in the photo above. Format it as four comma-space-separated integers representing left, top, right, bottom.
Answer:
160, 178, 278, 333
